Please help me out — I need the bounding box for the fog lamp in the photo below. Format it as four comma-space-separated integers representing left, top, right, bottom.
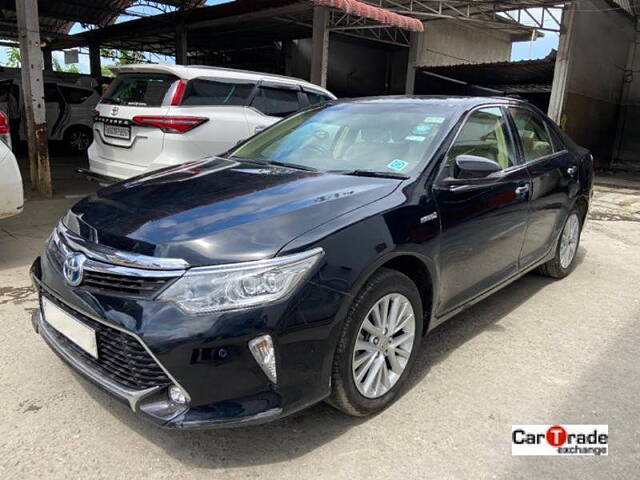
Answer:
168, 385, 188, 405
248, 334, 277, 383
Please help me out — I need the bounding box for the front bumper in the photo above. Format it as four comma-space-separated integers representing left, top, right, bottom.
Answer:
31, 255, 345, 429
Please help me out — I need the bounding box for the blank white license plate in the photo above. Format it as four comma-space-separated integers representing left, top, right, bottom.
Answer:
42, 297, 98, 359
104, 124, 131, 140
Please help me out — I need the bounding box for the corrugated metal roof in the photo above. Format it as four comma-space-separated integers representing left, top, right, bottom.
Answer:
0, 0, 206, 40
416, 54, 556, 87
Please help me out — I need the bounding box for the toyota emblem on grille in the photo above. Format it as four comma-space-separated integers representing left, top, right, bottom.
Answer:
110, 106, 119, 116
63, 252, 86, 287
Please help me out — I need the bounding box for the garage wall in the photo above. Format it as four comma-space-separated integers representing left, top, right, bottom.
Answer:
613, 21, 640, 171
417, 20, 512, 67
559, 0, 635, 166
288, 36, 407, 97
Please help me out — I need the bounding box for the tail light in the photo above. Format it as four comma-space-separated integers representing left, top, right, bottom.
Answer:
132, 115, 208, 133
170, 79, 187, 106
0, 110, 12, 149
0, 110, 10, 134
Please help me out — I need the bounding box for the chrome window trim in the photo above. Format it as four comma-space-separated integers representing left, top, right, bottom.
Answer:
57, 222, 189, 271
33, 275, 192, 406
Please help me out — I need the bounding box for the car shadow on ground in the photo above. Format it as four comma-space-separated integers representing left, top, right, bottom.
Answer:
77, 248, 586, 469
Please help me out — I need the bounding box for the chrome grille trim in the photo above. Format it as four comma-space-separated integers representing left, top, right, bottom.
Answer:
46, 224, 185, 297
57, 221, 189, 271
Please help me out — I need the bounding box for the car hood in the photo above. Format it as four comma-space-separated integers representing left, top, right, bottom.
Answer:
65, 158, 401, 266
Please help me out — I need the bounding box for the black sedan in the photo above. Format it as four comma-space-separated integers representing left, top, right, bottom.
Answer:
31, 97, 593, 428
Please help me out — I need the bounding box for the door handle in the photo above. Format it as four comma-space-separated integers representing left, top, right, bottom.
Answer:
515, 184, 529, 196
567, 165, 577, 177
254, 125, 267, 134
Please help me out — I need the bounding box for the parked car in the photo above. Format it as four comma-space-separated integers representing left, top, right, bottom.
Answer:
85, 64, 336, 183
31, 97, 593, 428
0, 79, 99, 152
0, 112, 23, 219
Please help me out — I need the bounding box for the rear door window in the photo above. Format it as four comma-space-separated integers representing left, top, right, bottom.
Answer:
102, 73, 177, 107
251, 86, 301, 117
508, 107, 556, 162
181, 78, 255, 106
59, 86, 93, 104
44, 83, 63, 103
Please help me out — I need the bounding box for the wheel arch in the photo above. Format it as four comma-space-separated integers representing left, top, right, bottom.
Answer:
573, 194, 589, 225
341, 252, 437, 335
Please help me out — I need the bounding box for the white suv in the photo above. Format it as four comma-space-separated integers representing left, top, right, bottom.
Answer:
86, 64, 336, 182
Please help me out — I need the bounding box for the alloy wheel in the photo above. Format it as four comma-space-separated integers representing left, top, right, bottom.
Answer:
352, 293, 416, 399
559, 213, 580, 269
69, 130, 91, 151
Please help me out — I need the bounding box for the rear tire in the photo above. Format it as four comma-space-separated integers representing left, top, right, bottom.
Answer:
327, 268, 423, 417
64, 126, 93, 153
537, 207, 583, 279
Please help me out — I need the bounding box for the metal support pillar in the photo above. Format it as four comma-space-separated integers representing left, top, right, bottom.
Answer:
175, 24, 188, 65
310, 6, 329, 87
405, 31, 423, 94
42, 47, 53, 71
16, 0, 51, 197
89, 44, 101, 78
548, 4, 576, 126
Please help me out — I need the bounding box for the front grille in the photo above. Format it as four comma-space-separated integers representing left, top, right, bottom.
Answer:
82, 270, 175, 297
46, 231, 178, 298
41, 291, 171, 391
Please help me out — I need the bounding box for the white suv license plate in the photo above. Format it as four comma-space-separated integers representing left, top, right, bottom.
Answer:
104, 124, 131, 140
42, 297, 98, 359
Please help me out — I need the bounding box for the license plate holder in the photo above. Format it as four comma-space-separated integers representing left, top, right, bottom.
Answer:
42, 297, 98, 359
104, 124, 131, 140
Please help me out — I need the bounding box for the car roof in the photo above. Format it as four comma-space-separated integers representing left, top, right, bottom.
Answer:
339, 95, 527, 107
111, 63, 336, 97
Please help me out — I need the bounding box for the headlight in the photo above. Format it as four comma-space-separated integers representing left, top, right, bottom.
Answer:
158, 248, 324, 314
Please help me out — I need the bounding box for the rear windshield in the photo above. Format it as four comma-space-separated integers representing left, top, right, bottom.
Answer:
181, 78, 255, 106
102, 73, 177, 107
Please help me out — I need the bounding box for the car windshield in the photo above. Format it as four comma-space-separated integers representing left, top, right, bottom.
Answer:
230, 102, 456, 175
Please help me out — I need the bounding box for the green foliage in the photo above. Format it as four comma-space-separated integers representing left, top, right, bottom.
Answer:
5, 46, 20, 67
100, 48, 146, 65
101, 65, 114, 77
52, 57, 80, 73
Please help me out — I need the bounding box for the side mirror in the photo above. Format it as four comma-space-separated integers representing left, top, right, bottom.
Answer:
455, 154, 502, 178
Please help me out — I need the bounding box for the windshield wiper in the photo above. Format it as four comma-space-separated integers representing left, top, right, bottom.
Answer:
266, 160, 318, 172
232, 157, 318, 172
331, 169, 409, 180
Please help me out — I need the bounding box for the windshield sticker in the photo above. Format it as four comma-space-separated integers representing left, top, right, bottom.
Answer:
388, 159, 408, 171
423, 116, 445, 124
405, 135, 426, 142
411, 123, 434, 135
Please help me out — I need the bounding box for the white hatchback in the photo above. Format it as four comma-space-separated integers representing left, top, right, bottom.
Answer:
86, 64, 336, 182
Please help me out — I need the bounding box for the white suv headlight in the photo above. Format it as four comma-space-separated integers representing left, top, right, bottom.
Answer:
159, 248, 324, 314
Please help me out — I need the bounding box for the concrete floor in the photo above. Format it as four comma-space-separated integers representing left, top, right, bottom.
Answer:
0, 179, 639, 479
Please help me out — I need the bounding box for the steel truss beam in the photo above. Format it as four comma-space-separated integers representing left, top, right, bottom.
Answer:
363, 1, 566, 34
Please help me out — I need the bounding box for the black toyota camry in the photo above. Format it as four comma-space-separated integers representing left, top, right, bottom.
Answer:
31, 97, 593, 428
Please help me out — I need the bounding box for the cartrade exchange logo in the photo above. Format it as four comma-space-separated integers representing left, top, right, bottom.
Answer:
512, 425, 608, 456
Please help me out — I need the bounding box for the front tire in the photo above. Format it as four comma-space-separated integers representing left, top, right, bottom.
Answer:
537, 207, 583, 279
327, 268, 423, 416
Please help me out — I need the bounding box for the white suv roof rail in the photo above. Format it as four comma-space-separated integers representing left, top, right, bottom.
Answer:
110, 63, 334, 96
